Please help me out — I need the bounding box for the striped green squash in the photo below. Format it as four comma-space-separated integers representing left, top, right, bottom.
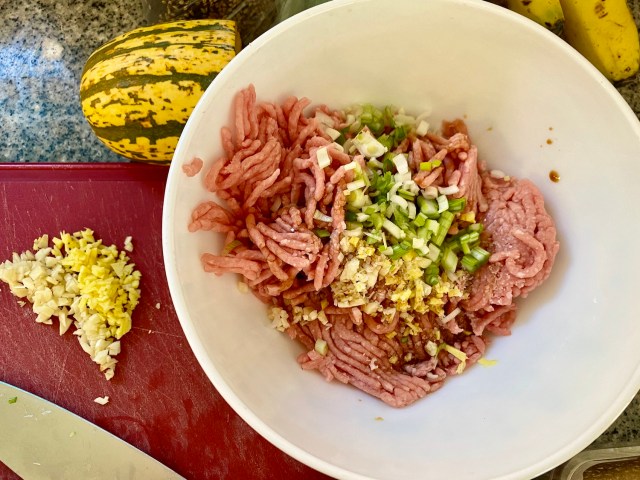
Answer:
80, 19, 240, 164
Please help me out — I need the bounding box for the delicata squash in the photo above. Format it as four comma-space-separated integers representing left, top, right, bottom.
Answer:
80, 19, 240, 163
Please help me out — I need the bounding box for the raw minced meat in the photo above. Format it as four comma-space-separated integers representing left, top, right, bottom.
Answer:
188, 85, 559, 407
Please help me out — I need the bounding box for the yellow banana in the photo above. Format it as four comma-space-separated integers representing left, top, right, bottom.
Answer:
505, 0, 565, 34
559, 0, 640, 81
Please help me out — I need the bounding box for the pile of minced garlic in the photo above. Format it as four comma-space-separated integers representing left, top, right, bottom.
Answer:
0, 229, 141, 380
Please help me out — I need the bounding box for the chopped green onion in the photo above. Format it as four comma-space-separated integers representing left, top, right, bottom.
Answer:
392, 125, 409, 144
383, 105, 395, 125
382, 155, 395, 172
344, 161, 358, 171
433, 227, 448, 247
331, 142, 344, 153
461, 255, 478, 272
347, 180, 366, 191
392, 154, 409, 174
316, 146, 331, 168
441, 247, 458, 272
382, 219, 405, 239
460, 236, 472, 255
461, 246, 491, 273
393, 113, 416, 126
392, 207, 409, 228
426, 219, 440, 234
394, 172, 412, 184
427, 243, 441, 262
420, 161, 434, 171
315, 110, 335, 127
371, 171, 394, 195
416, 119, 430, 136
365, 234, 378, 244
405, 181, 420, 193
448, 197, 466, 212
421, 159, 443, 171
222, 240, 242, 255
339, 103, 492, 287
471, 246, 491, 262
398, 189, 415, 201
348, 189, 368, 209
437, 194, 449, 213
422, 186, 439, 199
364, 231, 381, 242
390, 242, 411, 259
424, 263, 440, 286
345, 211, 358, 222
458, 231, 480, 247
369, 213, 384, 230
417, 226, 430, 241
390, 194, 409, 210
368, 159, 384, 170
398, 192, 414, 202
438, 185, 460, 196
380, 246, 394, 256
364, 204, 380, 214
377, 134, 393, 151
314, 229, 330, 238
385, 203, 396, 219
325, 127, 341, 141
313, 210, 333, 223
407, 202, 417, 220
412, 237, 426, 249
360, 112, 373, 123
8, 397, 17, 404
343, 227, 363, 237
413, 212, 427, 227
417, 197, 439, 218
353, 128, 388, 158
433, 211, 454, 246
444, 238, 461, 254
356, 104, 386, 135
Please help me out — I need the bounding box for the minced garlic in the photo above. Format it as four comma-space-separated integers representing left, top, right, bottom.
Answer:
331, 236, 464, 320
0, 229, 141, 380
268, 306, 290, 332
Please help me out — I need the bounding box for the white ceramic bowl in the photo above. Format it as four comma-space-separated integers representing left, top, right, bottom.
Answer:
162, 1, 640, 478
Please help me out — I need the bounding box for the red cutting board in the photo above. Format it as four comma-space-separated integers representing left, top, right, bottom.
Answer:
0, 163, 331, 480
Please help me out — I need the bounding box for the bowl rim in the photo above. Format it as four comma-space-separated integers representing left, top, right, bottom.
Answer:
162, 0, 640, 478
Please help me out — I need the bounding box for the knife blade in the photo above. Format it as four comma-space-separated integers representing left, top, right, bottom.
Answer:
0, 382, 184, 480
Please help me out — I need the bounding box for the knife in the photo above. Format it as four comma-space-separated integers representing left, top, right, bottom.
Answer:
0, 382, 184, 480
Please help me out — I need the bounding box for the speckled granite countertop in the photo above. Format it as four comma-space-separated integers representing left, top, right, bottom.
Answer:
0, 0, 145, 163
2, 0, 640, 477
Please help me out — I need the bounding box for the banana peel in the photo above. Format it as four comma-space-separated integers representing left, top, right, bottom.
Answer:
505, 0, 565, 35
559, 0, 640, 81
501, 0, 640, 82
